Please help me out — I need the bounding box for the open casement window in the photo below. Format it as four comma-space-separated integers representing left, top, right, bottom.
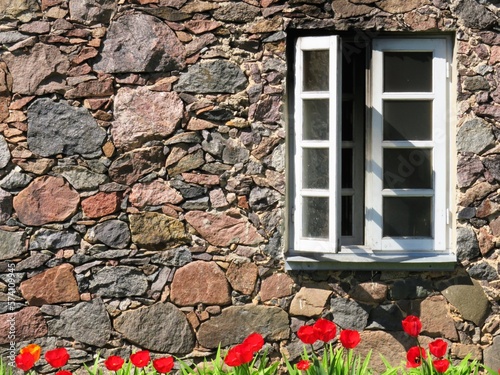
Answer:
289, 35, 456, 270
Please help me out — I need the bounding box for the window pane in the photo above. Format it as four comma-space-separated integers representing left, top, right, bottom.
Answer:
384, 52, 432, 92
303, 197, 329, 238
303, 50, 329, 91
383, 149, 432, 189
303, 148, 329, 189
303, 99, 329, 140
341, 195, 352, 236
342, 99, 353, 141
383, 197, 432, 237
383, 100, 432, 141
342, 148, 353, 189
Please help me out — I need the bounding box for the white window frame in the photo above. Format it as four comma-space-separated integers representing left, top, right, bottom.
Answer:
288, 35, 456, 270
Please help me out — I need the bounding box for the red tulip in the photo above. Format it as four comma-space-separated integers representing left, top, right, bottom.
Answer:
433, 359, 450, 373
104, 356, 125, 371
297, 325, 318, 344
313, 319, 337, 343
130, 351, 150, 368
339, 330, 361, 349
20, 344, 42, 362
429, 339, 447, 358
45, 348, 70, 368
296, 360, 311, 371
224, 344, 253, 367
242, 333, 264, 353
406, 346, 427, 368
15, 352, 35, 371
402, 316, 422, 337
153, 357, 175, 373
56, 370, 72, 375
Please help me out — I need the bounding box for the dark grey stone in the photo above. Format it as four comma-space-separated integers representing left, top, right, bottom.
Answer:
483, 155, 500, 182
93, 249, 131, 259
49, 298, 112, 347
202, 133, 225, 157
0, 188, 12, 224
456, 118, 495, 155
213, 2, 260, 23
198, 108, 234, 122
69, 0, 117, 25
457, 153, 484, 188
452, 0, 497, 29
457, 207, 476, 220
90, 266, 148, 297
0, 169, 33, 190
0, 31, 29, 44
114, 302, 195, 354
222, 138, 250, 165
27, 98, 106, 158
366, 303, 404, 330
467, 262, 498, 281
0, 302, 24, 313
169, 179, 206, 199
463, 76, 490, 91
0, 230, 27, 261
181, 196, 209, 210
87, 220, 130, 249
249, 187, 281, 211
484, 335, 500, 371
165, 132, 202, 145
29, 229, 81, 250
330, 297, 370, 330
456, 226, 480, 262
0, 136, 10, 169
151, 247, 192, 267
53, 165, 109, 191
175, 61, 247, 94
388, 278, 432, 300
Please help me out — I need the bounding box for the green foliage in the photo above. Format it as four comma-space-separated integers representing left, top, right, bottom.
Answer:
0, 357, 13, 375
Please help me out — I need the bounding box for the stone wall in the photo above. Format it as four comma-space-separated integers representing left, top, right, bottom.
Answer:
0, 0, 499, 373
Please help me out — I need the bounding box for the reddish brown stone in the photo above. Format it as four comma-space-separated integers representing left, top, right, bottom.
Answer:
71, 46, 99, 65
41, 0, 65, 10
260, 273, 294, 301
490, 216, 500, 236
20, 264, 80, 306
184, 20, 222, 34
65, 79, 114, 99
420, 295, 459, 340
331, 0, 373, 18
129, 180, 183, 208
81, 191, 121, 218
13, 176, 80, 226
170, 261, 231, 306
182, 172, 219, 185
476, 199, 500, 218
226, 262, 258, 295
404, 11, 438, 30
186, 117, 217, 131
289, 286, 332, 317
9, 96, 35, 110
478, 227, 495, 256
490, 46, 500, 65
349, 281, 388, 303
0, 307, 48, 345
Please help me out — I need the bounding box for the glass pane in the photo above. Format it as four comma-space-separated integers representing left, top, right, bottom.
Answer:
341, 195, 353, 236
303, 50, 329, 91
342, 148, 353, 189
342, 100, 353, 141
303, 99, 329, 140
384, 52, 432, 92
383, 101, 432, 141
303, 197, 329, 238
383, 149, 432, 189
383, 197, 432, 237
303, 148, 329, 189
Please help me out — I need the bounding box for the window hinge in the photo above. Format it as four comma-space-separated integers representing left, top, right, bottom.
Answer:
446, 209, 451, 225
446, 62, 452, 79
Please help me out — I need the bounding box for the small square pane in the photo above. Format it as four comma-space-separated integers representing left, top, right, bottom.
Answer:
303, 99, 329, 140
303, 50, 329, 91
303, 148, 329, 189
383, 149, 432, 189
303, 197, 329, 238
384, 52, 432, 92
383, 197, 432, 237
383, 101, 432, 141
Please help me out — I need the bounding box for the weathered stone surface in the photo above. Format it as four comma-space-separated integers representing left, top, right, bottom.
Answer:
0, 188, 13, 224
175, 61, 247, 94
28, 98, 106, 157
185, 19, 221, 34
226, 262, 258, 295
389, 278, 432, 300
112, 87, 184, 151
90, 266, 148, 297
69, 0, 117, 25
349, 282, 388, 304
249, 96, 282, 123
13, 176, 80, 226
130, 180, 183, 208
108, 146, 165, 185
249, 187, 281, 210
197, 305, 290, 348
484, 335, 500, 371
289, 286, 332, 317
468, 261, 498, 281
81, 192, 121, 218
459, 181, 498, 207
151, 247, 192, 267
260, 273, 295, 302
0, 230, 26, 261
49, 298, 111, 347
86, 220, 130, 249
437, 275, 490, 326
483, 155, 500, 182
451, 0, 497, 29
130, 212, 188, 249
457, 154, 484, 188
185, 211, 263, 246
170, 261, 231, 306
0, 0, 41, 22
0, 136, 10, 169
331, 297, 369, 330
456, 227, 480, 262
0, 307, 47, 345
366, 303, 404, 331
167, 149, 205, 176
463, 76, 490, 91
456, 118, 495, 155
53, 165, 108, 190
16, 253, 51, 271
2, 44, 69, 95
0, 31, 29, 44
212, 2, 260, 23
94, 13, 186, 73
114, 302, 195, 354
65, 79, 114, 99
331, 0, 373, 18
222, 138, 250, 165
0, 169, 33, 190
377, 0, 428, 13
29, 228, 80, 250
420, 295, 458, 340
20, 264, 80, 306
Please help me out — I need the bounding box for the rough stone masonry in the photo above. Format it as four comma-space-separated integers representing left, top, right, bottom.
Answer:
0, 0, 499, 373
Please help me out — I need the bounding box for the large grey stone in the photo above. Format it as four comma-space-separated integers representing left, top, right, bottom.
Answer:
69, 0, 117, 25
0, 169, 32, 190
197, 305, 290, 348
331, 297, 370, 330
0, 0, 41, 22
86, 220, 130, 249
0, 230, 26, 261
249, 187, 281, 211
456, 227, 480, 262
29, 229, 81, 250
53, 165, 108, 191
366, 303, 404, 331
114, 302, 195, 354
452, 0, 497, 29
467, 262, 498, 281
27, 98, 106, 157
457, 118, 495, 155
90, 266, 148, 297
0, 135, 9, 169
94, 12, 185, 73
175, 60, 247, 94
49, 298, 112, 347
212, 2, 260, 23
484, 335, 500, 371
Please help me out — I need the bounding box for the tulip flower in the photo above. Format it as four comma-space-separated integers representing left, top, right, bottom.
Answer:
20, 344, 42, 362
153, 357, 175, 373
429, 339, 447, 358
296, 360, 311, 371
104, 356, 125, 371
15, 352, 35, 372
402, 315, 422, 337
433, 359, 450, 373
297, 325, 318, 345
56, 371, 72, 375
224, 344, 253, 367
339, 330, 361, 349
406, 346, 427, 368
242, 333, 264, 353
313, 319, 337, 343
130, 351, 150, 368
45, 348, 70, 368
